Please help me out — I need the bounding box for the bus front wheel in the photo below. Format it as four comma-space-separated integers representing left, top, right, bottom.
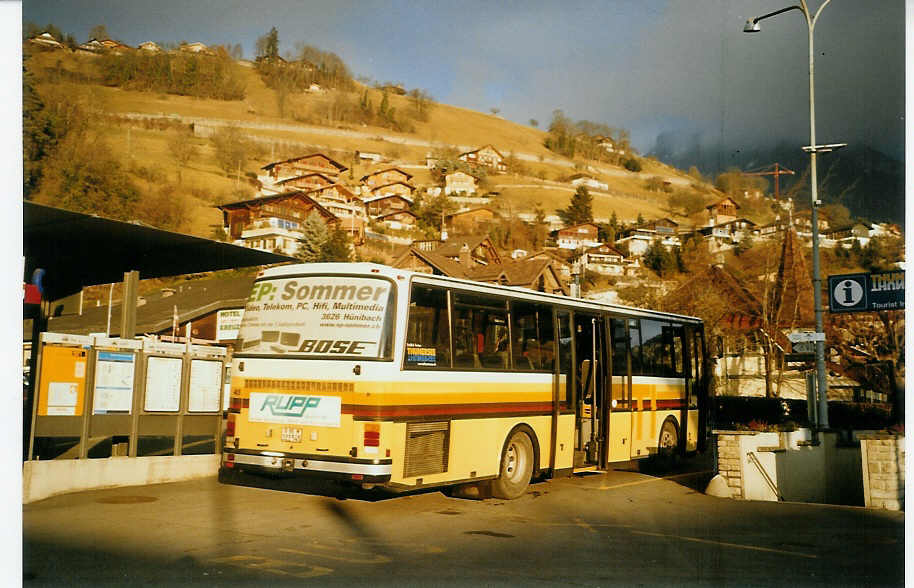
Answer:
491, 431, 534, 499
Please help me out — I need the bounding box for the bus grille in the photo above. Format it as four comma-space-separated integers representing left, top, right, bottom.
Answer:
404, 421, 450, 478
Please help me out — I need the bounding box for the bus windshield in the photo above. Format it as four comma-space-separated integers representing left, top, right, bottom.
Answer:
237, 274, 395, 359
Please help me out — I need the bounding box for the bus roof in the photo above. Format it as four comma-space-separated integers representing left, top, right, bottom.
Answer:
257, 262, 703, 325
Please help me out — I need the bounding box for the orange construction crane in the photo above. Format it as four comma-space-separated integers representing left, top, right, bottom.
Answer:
743, 163, 795, 200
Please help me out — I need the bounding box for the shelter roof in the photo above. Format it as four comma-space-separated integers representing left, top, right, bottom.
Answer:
24, 202, 294, 301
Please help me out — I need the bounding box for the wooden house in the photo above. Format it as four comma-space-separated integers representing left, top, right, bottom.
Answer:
445, 207, 500, 235
556, 223, 600, 250
458, 145, 507, 173
368, 181, 415, 200
273, 172, 336, 193
376, 210, 418, 230
27, 32, 63, 50
261, 153, 348, 183
217, 191, 338, 256
706, 197, 740, 226
445, 171, 478, 195
583, 244, 626, 275
360, 167, 413, 188
363, 194, 413, 218
138, 41, 162, 53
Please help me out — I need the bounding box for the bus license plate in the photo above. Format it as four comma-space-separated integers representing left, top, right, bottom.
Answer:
281, 427, 302, 443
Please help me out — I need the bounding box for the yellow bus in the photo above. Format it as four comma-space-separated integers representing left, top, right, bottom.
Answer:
220, 263, 709, 499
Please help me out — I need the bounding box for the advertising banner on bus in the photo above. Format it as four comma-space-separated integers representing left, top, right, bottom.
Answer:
237, 275, 391, 358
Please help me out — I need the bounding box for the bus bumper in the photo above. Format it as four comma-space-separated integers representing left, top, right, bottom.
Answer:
222, 450, 392, 483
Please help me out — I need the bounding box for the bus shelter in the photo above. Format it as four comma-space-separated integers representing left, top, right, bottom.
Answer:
23, 202, 295, 501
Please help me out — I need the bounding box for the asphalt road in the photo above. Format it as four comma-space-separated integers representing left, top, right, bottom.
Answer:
23, 455, 904, 587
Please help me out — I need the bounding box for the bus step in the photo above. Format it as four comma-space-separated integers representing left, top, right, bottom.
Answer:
573, 465, 602, 474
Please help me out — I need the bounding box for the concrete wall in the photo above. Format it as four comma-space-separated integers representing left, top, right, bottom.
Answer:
714, 429, 863, 506
859, 434, 905, 510
23, 455, 220, 504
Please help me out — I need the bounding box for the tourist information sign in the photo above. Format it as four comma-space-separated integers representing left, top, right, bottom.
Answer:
827, 271, 904, 314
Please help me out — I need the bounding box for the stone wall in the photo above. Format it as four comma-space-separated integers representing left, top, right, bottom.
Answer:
859, 434, 905, 510
715, 431, 754, 498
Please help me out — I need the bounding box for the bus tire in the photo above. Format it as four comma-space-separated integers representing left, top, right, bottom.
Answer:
656, 418, 680, 470
491, 430, 534, 499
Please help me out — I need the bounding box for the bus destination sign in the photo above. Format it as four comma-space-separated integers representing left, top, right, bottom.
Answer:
827, 271, 904, 314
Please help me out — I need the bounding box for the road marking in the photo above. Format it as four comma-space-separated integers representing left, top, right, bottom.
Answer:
208, 554, 333, 578
630, 531, 818, 559
573, 518, 597, 534
597, 470, 713, 490
279, 546, 391, 565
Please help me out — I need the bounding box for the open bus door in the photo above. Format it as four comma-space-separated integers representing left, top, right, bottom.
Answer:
574, 314, 605, 468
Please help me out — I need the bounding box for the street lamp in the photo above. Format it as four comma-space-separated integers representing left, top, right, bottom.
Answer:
744, 0, 839, 428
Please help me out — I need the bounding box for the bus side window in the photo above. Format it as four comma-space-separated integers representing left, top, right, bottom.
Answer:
453, 293, 508, 370
511, 302, 554, 372
628, 319, 642, 376
405, 285, 451, 369
557, 312, 572, 406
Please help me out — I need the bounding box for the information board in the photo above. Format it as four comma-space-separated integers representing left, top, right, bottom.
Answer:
38, 345, 88, 416
216, 309, 244, 341
188, 359, 222, 412
144, 356, 183, 412
92, 351, 136, 414
828, 271, 905, 314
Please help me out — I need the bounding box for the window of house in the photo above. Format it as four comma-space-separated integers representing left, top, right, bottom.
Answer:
405, 285, 451, 369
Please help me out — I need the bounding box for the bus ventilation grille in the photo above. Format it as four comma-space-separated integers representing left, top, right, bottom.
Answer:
404, 421, 450, 478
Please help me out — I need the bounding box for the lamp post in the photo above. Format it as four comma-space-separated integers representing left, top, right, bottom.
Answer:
744, 0, 843, 428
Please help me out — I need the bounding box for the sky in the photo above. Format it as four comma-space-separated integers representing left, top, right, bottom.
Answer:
20, 1, 906, 161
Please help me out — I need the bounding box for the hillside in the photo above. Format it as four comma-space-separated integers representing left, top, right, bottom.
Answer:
24, 47, 716, 242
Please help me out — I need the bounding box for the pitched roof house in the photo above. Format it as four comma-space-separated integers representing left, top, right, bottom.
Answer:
217, 191, 339, 256
360, 167, 413, 188
557, 223, 600, 250
458, 145, 507, 173
260, 153, 349, 184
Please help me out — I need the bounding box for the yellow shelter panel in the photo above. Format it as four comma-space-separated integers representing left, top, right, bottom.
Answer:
37, 345, 88, 416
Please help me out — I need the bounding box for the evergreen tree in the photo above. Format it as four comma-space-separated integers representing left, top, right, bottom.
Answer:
557, 185, 593, 226
321, 227, 352, 262
296, 212, 330, 262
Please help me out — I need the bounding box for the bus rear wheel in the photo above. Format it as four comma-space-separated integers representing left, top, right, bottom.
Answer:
655, 419, 680, 470
491, 431, 534, 499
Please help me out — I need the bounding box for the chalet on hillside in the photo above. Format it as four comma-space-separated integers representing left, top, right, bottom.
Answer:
583, 244, 627, 275
376, 210, 418, 230
615, 218, 681, 257
594, 136, 625, 155
568, 173, 608, 192
698, 218, 756, 254
99, 39, 132, 53
179, 42, 214, 55
360, 167, 413, 188
260, 154, 349, 185
445, 207, 500, 235
271, 172, 336, 193
458, 145, 507, 173
706, 197, 740, 226
445, 171, 478, 195
77, 39, 105, 53
525, 249, 573, 279
363, 194, 413, 218
27, 32, 63, 49
367, 181, 415, 200
217, 191, 339, 256
556, 223, 600, 250
138, 41, 162, 53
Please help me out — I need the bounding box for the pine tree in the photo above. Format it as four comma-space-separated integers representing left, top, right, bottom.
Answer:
296, 212, 330, 262
557, 185, 593, 226
321, 227, 352, 262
